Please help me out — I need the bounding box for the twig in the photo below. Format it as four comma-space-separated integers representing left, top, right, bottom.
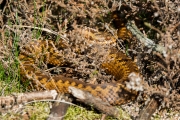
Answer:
4, 25, 68, 41
170, 22, 180, 34
144, 22, 163, 36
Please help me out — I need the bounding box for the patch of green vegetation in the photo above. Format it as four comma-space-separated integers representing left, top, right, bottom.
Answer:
64, 105, 101, 120
26, 102, 50, 120
64, 105, 131, 120
0, 31, 21, 95
0, 56, 21, 95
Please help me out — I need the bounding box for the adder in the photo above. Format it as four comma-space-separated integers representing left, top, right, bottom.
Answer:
19, 27, 141, 106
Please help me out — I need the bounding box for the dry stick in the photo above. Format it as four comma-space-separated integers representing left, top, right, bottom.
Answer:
126, 21, 167, 56
137, 96, 161, 120
68, 86, 131, 120
144, 22, 163, 36
0, 90, 57, 110
4, 25, 68, 41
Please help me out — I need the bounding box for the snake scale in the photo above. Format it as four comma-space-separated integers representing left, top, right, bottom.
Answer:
19, 28, 140, 105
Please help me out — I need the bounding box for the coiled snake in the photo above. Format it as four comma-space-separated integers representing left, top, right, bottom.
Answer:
19, 29, 140, 105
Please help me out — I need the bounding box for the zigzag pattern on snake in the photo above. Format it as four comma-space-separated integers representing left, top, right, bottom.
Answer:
19, 29, 140, 105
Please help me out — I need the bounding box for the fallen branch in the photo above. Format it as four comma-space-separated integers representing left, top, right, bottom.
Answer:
0, 90, 57, 110
68, 86, 131, 119
126, 21, 167, 56
137, 96, 160, 120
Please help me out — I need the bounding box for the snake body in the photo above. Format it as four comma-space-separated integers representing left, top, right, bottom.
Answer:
19, 30, 140, 105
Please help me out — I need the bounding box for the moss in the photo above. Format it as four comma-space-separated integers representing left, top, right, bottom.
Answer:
64, 105, 131, 120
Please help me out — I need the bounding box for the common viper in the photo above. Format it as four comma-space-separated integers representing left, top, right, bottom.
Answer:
19, 29, 140, 106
